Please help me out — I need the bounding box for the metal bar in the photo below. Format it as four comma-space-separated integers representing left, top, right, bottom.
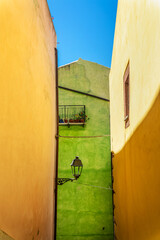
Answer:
56, 134, 110, 138
59, 123, 86, 126
57, 178, 76, 185
111, 151, 115, 240
54, 48, 59, 240
59, 105, 85, 107
58, 86, 110, 102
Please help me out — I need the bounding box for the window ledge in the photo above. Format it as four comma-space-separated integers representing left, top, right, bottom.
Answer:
59, 123, 86, 126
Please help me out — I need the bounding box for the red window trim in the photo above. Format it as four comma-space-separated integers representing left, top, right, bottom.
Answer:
123, 62, 130, 128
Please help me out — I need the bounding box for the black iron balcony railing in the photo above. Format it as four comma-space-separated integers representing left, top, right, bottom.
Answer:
59, 105, 86, 126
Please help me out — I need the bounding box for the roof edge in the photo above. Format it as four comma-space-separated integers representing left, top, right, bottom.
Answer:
58, 58, 110, 69
58, 60, 79, 68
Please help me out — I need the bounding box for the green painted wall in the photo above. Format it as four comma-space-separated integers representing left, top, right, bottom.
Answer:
57, 59, 113, 240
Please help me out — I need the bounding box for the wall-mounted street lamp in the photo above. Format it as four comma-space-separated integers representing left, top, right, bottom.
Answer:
57, 156, 83, 185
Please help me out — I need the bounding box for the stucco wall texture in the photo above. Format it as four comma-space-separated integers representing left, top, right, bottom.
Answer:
110, 0, 160, 239
0, 1, 57, 239
57, 59, 113, 240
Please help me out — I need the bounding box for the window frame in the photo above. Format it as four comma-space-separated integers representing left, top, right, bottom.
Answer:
123, 63, 130, 128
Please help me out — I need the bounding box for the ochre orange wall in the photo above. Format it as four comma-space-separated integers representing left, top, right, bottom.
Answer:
113, 93, 160, 240
0, 1, 57, 239
110, 0, 160, 239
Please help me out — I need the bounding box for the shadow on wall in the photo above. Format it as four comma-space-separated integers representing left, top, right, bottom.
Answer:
113, 91, 160, 240
0, 230, 14, 240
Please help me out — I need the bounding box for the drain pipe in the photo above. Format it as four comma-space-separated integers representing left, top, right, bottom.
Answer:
54, 47, 59, 240
111, 151, 117, 240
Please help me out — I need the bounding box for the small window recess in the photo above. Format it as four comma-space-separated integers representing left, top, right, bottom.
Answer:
123, 62, 130, 128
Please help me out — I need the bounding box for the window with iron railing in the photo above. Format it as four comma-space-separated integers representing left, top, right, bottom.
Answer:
59, 105, 87, 125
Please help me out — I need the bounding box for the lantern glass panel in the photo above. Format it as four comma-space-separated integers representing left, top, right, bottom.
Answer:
70, 156, 83, 179
75, 166, 79, 178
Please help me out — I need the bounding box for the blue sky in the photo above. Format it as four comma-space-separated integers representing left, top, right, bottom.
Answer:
47, 0, 118, 68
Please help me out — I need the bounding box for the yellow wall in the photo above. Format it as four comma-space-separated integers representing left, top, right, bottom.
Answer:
0, 1, 57, 239
110, 0, 160, 239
